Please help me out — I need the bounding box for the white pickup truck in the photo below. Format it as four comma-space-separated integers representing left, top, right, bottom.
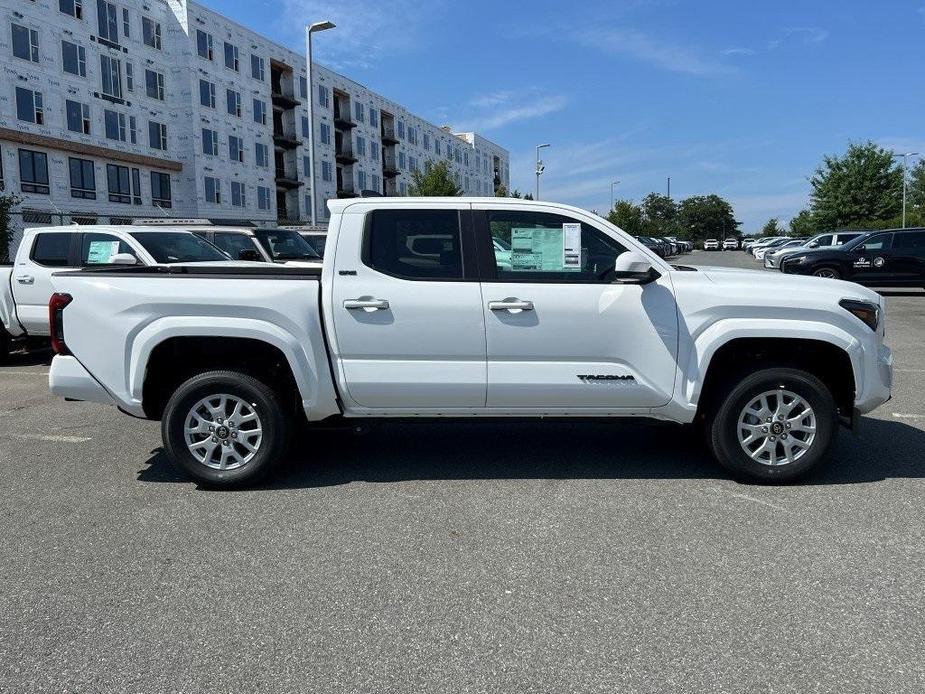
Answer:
47, 198, 893, 488
1, 224, 238, 361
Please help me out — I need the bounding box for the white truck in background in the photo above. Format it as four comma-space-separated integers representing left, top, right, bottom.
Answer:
48, 198, 892, 488
1, 224, 239, 361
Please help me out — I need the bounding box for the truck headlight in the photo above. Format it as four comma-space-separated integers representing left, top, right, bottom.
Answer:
839, 299, 880, 332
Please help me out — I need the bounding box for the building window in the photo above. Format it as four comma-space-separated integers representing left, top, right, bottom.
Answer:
397, 121, 405, 139
226, 89, 241, 117
107, 164, 134, 204
356, 136, 366, 157
320, 122, 331, 145
199, 79, 215, 108
151, 172, 171, 207
398, 152, 406, 169
255, 142, 269, 168
68, 157, 96, 199
251, 54, 265, 81
196, 29, 213, 60
354, 102, 364, 123
370, 140, 379, 161
125, 62, 134, 92
15, 88, 44, 125
321, 160, 332, 182
257, 185, 270, 210
97, 0, 119, 44
303, 156, 310, 177
66, 100, 91, 135
231, 181, 245, 207
104, 109, 125, 141
371, 174, 380, 191
148, 121, 167, 150
204, 176, 221, 203
142, 17, 161, 49
229, 135, 244, 163
253, 99, 266, 125
19, 149, 50, 194
408, 127, 417, 146
301, 116, 310, 139
0, 148, 4, 191
121, 8, 130, 38
317, 85, 329, 108
369, 108, 378, 127
299, 76, 308, 99
435, 140, 441, 156
223, 42, 239, 71
145, 69, 165, 101
424, 133, 430, 151
62, 40, 87, 76
128, 115, 137, 143
12, 24, 40, 63
60, 0, 84, 20
201, 128, 218, 156
357, 170, 367, 190
100, 55, 122, 99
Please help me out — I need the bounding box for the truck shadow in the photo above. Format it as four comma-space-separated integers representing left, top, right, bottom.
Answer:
1, 348, 53, 368
138, 416, 925, 488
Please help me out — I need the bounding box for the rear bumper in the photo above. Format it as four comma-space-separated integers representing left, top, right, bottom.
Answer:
49, 355, 116, 406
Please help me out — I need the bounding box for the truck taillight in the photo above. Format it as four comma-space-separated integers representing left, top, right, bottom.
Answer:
49, 293, 73, 355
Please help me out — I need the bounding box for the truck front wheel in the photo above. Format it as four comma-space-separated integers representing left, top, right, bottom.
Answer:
709, 368, 838, 483
162, 370, 290, 488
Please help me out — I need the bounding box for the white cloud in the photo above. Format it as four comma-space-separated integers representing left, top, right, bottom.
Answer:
277, 0, 445, 69
722, 47, 756, 56
576, 27, 737, 77
453, 91, 568, 132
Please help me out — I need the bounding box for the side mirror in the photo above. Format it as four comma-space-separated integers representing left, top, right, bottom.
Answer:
110, 253, 138, 265
808, 242, 818, 248
238, 249, 263, 262
613, 251, 660, 284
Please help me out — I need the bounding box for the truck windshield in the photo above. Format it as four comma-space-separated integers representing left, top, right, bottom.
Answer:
130, 232, 230, 263
254, 229, 321, 261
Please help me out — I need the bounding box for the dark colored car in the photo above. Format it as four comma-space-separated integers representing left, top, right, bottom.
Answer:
635, 236, 665, 258
781, 228, 925, 286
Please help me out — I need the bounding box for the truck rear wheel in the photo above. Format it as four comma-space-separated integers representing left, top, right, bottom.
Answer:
709, 368, 838, 483
162, 370, 290, 488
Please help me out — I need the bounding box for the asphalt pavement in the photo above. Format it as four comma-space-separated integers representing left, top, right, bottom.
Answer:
1, 250, 923, 693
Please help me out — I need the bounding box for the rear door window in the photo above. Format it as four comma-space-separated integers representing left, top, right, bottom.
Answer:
212, 232, 263, 260
893, 231, 925, 256
31, 233, 74, 267
364, 209, 465, 280
860, 233, 893, 251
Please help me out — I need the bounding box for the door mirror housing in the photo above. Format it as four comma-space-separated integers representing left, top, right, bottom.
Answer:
110, 252, 139, 265
613, 251, 660, 284
807, 241, 818, 248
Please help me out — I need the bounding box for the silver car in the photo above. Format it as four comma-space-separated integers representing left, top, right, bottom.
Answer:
764, 232, 862, 269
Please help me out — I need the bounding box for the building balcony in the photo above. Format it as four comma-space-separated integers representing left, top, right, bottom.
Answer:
273, 133, 301, 150
382, 156, 400, 177
381, 127, 399, 145
335, 146, 358, 165
333, 109, 357, 130
336, 183, 358, 198
271, 91, 301, 110
275, 171, 303, 189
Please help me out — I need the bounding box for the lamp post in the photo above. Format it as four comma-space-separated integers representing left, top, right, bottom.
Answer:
610, 180, 620, 212
892, 151, 919, 229
535, 143, 550, 200
305, 20, 335, 226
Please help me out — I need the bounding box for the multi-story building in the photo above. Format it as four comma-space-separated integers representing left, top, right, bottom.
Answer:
0, 0, 509, 251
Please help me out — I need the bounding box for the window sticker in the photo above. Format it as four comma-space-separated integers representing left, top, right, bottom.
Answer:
86, 240, 120, 264
510, 226, 581, 272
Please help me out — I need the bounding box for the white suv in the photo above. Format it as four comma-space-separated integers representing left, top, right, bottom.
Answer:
703, 239, 719, 250
723, 238, 739, 250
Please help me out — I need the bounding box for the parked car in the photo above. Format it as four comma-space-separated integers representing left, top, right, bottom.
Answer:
764, 232, 862, 270
759, 239, 807, 266
0, 224, 241, 362
753, 238, 792, 260
781, 228, 925, 286
48, 197, 891, 488
747, 237, 784, 256
298, 232, 328, 258
742, 238, 760, 252
703, 239, 719, 250
635, 236, 665, 258
252, 228, 323, 265
723, 238, 739, 250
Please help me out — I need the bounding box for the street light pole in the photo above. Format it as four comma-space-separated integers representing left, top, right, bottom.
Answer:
610, 180, 620, 212
535, 143, 550, 200
893, 151, 919, 229
305, 20, 335, 226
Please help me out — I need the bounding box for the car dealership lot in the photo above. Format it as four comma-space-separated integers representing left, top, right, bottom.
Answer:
1, 252, 924, 692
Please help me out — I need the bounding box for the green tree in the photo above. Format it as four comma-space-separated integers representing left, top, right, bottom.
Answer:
0, 191, 22, 263
908, 159, 925, 225
788, 209, 817, 237
808, 142, 902, 229
494, 184, 509, 197
407, 160, 462, 197
640, 192, 678, 236
678, 194, 740, 244
760, 217, 784, 237
607, 199, 644, 235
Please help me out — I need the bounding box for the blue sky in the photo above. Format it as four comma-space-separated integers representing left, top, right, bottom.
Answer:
207, 0, 924, 232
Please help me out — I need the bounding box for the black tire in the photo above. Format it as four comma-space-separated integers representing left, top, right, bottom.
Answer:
161, 370, 290, 488
708, 368, 838, 484
812, 266, 841, 280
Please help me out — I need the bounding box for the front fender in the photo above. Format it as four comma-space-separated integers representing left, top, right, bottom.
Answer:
682, 318, 861, 410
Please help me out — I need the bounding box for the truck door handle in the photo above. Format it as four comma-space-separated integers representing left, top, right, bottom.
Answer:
344, 298, 390, 311
16, 275, 35, 285
489, 299, 534, 312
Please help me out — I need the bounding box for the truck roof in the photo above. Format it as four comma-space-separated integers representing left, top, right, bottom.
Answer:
326, 196, 600, 216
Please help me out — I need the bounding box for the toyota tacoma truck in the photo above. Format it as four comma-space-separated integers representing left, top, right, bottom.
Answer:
47, 198, 893, 488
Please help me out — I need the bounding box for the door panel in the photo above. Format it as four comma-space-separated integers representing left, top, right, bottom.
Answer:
331, 205, 487, 409
14, 233, 77, 335
849, 233, 895, 283
473, 205, 679, 410
891, 231, 925, 283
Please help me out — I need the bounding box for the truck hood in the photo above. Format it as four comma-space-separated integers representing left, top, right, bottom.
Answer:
691, 265, 881, 303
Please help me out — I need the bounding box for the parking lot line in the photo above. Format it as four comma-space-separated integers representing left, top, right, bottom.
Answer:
0, 371, 50, 376
8, 434, 92, 443
891, 413, 925, 420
